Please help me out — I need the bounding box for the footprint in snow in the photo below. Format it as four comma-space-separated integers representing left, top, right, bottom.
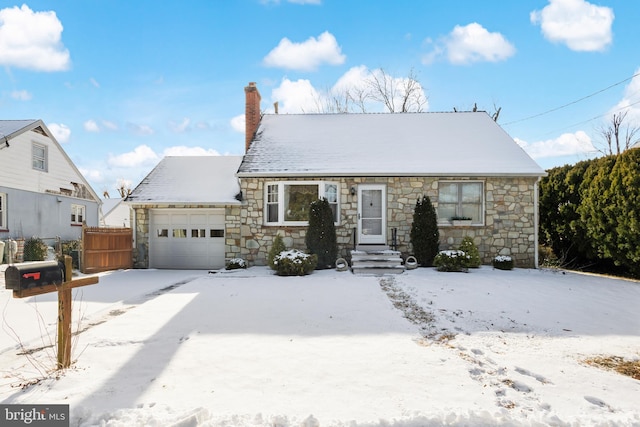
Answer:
585, 396, 615, 412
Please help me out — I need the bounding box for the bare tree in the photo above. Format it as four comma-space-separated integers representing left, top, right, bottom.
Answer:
597, 111, 640, 155
116, 179, 132, 199
309, 68, 427, 113
367, 68, 427, 113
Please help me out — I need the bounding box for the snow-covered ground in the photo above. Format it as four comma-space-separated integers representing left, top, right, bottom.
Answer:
1, 266, 639, 426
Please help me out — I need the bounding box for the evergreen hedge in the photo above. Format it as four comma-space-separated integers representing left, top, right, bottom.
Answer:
539, 148, 640, 277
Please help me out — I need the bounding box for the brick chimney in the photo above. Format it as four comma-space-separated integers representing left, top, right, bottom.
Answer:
244, 82, 261, 152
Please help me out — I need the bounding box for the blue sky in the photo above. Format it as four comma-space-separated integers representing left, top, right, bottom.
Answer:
1, 0, 639, 196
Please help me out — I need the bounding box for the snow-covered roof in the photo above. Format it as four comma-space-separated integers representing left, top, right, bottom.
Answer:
238, 112, 546, 177
0, 120, 38, 139
126, 156, 243, 204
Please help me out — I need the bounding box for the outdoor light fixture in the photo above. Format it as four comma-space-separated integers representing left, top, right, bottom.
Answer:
350, 186, 356, 196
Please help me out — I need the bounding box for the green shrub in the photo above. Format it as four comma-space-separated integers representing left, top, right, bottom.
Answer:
225, 258, 247, 270
268, 234, 287, 271
409, 195, 440, 267
23, 237, 48, 261
458, 236, 481, 268
273, 249, 318, 276
305, 198, 338, 269
434, 250, 470, 272
492, 255, 514, 270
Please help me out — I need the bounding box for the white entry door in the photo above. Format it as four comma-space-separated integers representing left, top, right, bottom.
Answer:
357, 184, 386, 245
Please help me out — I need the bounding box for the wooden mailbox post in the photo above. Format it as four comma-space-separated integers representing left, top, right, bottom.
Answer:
9, 255, 99, 369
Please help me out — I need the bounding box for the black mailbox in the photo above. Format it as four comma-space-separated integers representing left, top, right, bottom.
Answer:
4, 261, 65, 291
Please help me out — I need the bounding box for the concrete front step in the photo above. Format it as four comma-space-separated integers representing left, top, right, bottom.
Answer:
350, 248, 405, 275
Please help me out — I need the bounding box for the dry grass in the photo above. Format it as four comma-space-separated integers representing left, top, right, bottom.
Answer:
584, 356, 640, 381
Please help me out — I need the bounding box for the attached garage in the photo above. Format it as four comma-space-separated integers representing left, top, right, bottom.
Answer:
126, 156, 244, 270
150, 209, 226, 269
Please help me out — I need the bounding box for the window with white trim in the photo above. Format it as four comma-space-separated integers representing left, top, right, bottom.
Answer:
71, 204, 85, 225
437, 181, 484, 225
0, 193, 6, 229
265, 181, 339, 225
32, 143, 48, 172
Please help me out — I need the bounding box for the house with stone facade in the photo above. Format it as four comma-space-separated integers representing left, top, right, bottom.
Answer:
235, 82, 546, 269
128, 82, 546, 270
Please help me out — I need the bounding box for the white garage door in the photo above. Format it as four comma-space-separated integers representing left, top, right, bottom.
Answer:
150, 209, 226, 269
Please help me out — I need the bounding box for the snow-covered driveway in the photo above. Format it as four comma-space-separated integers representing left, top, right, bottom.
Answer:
1, 267, 639, 426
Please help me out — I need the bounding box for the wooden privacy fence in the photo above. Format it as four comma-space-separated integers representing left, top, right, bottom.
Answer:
82, 226, 133, 273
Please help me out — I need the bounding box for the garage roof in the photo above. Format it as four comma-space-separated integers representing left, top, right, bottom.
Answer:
127, 156, 243, 204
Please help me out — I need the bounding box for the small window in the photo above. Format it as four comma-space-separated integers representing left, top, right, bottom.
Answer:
173, 229, 187, 238
32, 143, 48, 172
210, 229, 224, 238
71, 204, 85, 225
437, 181, 484, 225
0, 193, 6, 229
266, 184, 279, 223
191, 229, 206, 238
157, 229, 168, 238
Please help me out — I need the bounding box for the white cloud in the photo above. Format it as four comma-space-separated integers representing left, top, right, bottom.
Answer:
0, 4, 70, 71
263, 31, 346, 71
162, 146, 221, 156
515, 131, 596, 159
48, 123, 71, 143
11, 90, 32, 101
270, 67, 429, 113
127, 123, 155, 136
84, 120, 100, 132
108, 145, 159, 168
425, 23, 516, 65
78, 167, 103, 183
168, 118, 191, 133
230, 114, 245, 133
607, 67, 640, 124
271, 78, 320, 113
530, 0, 614, 52
90, 77, 100, 88
101, 120, 119, 131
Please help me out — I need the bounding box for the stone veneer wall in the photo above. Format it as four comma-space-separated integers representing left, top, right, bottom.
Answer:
229, 176, 540, 268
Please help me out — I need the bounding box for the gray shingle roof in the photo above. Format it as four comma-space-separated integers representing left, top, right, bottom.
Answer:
238, 112, 545, 177
0, 120, 38, 139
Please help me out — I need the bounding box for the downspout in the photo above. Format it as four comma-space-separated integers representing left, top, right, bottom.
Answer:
534, 177, 541, 268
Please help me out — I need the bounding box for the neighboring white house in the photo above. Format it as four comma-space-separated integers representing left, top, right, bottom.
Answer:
0, 120, 101, 246
100, 198, 131, 228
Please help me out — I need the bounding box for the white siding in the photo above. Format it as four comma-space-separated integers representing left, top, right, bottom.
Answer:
0, 130, 87, 196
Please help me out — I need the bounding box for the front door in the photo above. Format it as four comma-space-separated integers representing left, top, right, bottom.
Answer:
357, 184, 386, 245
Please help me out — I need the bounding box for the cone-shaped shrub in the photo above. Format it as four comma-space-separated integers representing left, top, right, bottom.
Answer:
306, 198, 338, 269
410, 195, 440, 266
268, 234, 287, 270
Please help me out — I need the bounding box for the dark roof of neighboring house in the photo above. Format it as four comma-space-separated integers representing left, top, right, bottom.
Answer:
238, 112, 546, 177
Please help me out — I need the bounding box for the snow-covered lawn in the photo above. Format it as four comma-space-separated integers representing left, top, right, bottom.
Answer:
1, 266, 639, 426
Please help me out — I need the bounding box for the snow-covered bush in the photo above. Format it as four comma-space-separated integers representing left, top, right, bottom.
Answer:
433, 250, 470, 272
458, 236, 481, 268
225, 258, 247, 270
492, 255, 514, 270
268, 234, 287, 271
273, 249, 318, 276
